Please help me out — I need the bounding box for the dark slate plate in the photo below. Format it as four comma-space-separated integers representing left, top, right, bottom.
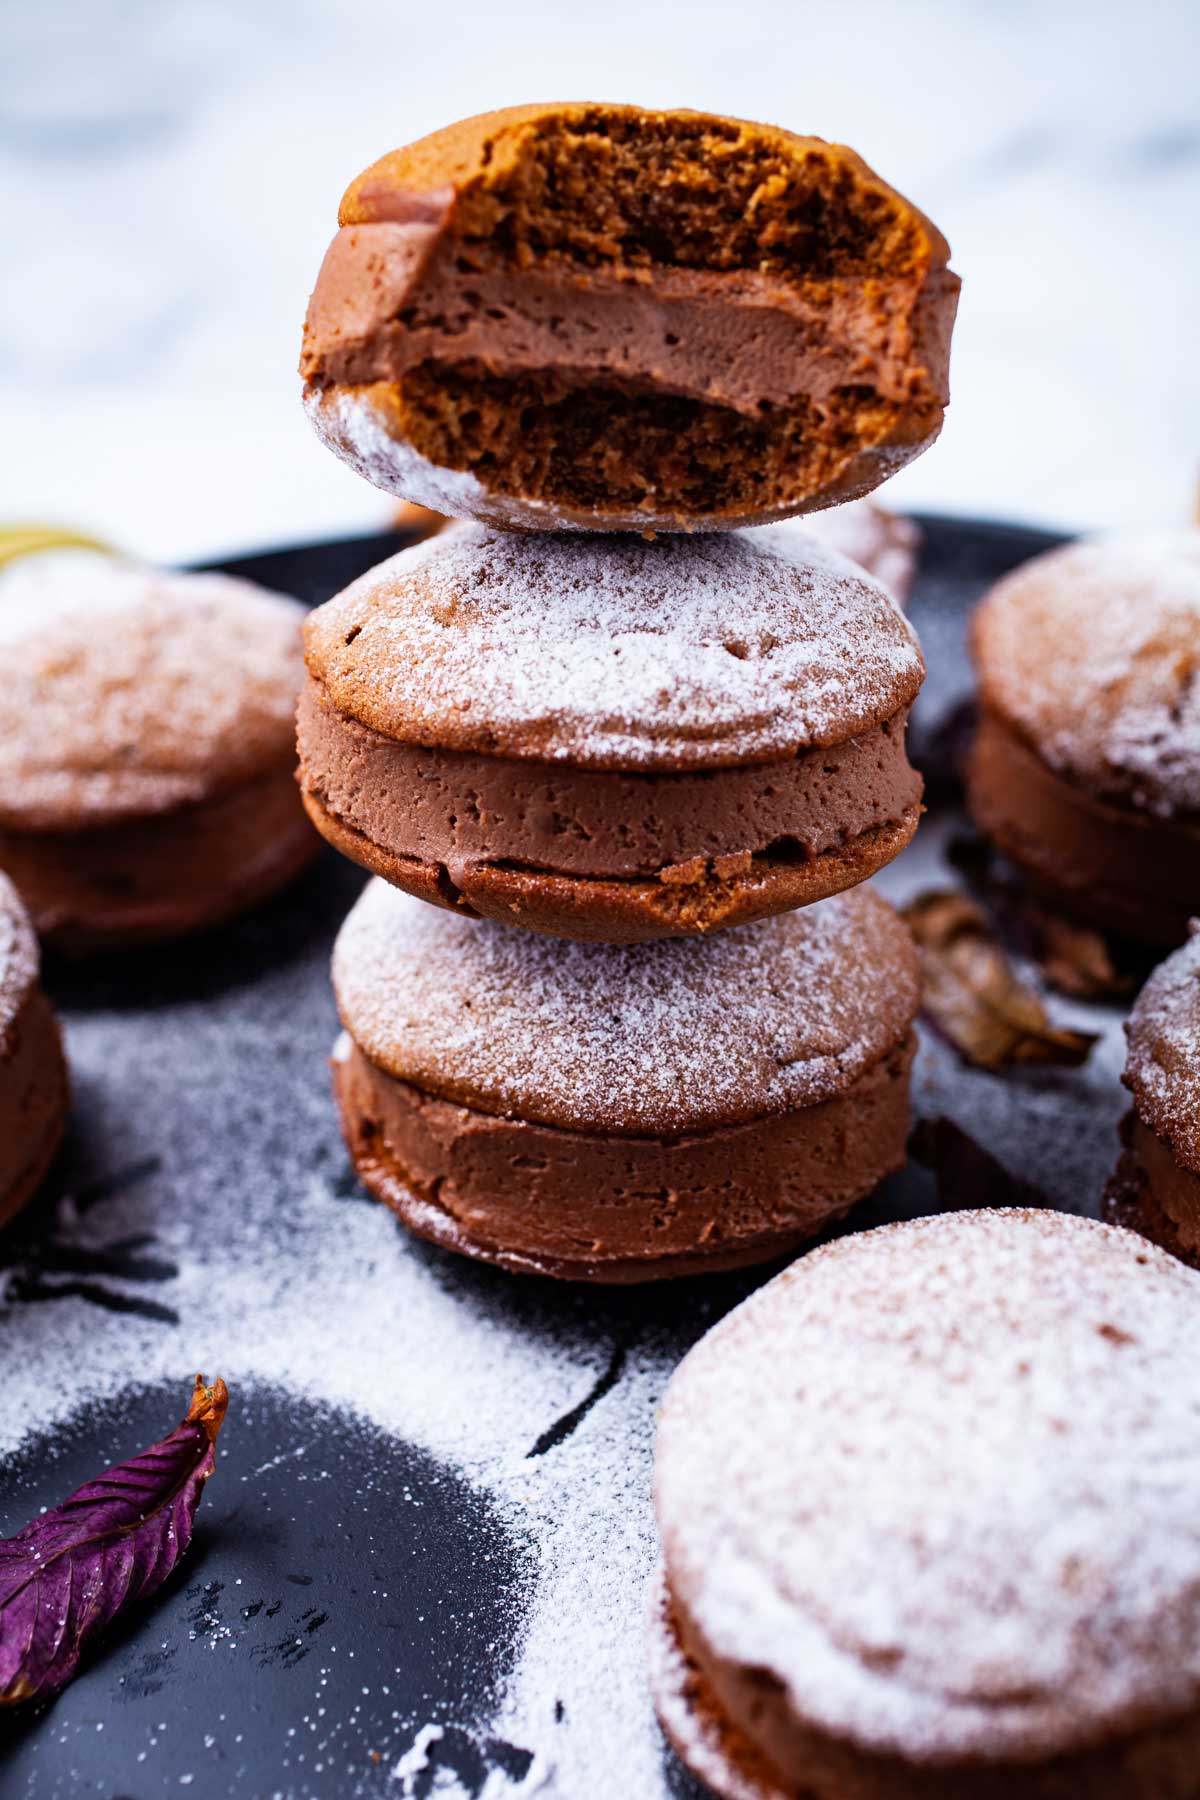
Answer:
0, 516, 1078, 1800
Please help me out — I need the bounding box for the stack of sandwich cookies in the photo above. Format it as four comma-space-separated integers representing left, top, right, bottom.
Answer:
300, 102, 957, 1274
298, 525, 925, 941
330, 880, 919, 1281
0, 873, 68, 1227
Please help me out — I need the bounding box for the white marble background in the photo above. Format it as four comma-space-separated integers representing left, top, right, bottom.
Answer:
2, 0, 1197, 564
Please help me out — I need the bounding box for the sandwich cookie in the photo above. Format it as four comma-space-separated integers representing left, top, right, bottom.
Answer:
651, 1209, 1200, 1798
299, 524, 925, 942
0, 873, 68, 1227
0, 552, 319, 951
330, 879, 919, 1281
301, 102, 959, 532
1105, 923, 1200, 1268
968, 530, 1200, 946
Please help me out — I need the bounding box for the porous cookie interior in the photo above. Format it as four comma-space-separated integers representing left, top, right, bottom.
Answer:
374, 370, 907, 521
334, 107, 954, 520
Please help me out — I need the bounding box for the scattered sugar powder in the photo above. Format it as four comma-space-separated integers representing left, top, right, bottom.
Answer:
332, 880, 917, 1133
1123, 920, 1200, 1169
656, 1209, 1200, 1767
307, 519, 922, 770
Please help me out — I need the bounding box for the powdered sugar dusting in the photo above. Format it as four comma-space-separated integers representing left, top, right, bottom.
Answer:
306, 386, 496, 520
656, 1210, 1200, 1765
0, 551, 306, 828
0, 871, 38, 1045
332, 880, 917, 1134
1124, 922, 1200, 1171
307, 522, 923, 771
975, 529, 1200, 816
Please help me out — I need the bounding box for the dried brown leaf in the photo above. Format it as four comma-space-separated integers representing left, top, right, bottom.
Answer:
901, 890, 1098, 1069
1022, 903, 1139, 1001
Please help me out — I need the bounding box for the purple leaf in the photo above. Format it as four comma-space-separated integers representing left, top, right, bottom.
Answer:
0, 1374, 228, 1706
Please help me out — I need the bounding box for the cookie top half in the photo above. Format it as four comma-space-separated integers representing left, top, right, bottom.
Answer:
332, 879, 918, 1135
305, 524, 923, 772
0, 553, 306, 832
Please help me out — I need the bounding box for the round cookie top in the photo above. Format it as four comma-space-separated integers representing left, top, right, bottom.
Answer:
333, 880, 918, 1135
0, 871, 39, 1048
0, 552, 307, 831
1124, 923, 1200, 1173
972, 529, 1200, 817
338, 103, 951, 264
305, 525, 923, 772
655, 1209, 1200, 1766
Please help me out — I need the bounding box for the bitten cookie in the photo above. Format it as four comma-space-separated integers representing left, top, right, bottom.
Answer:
330, 879, 919, 1281
650, 1210, 1200, 1799
0, 873, 68, 1227
968, 530, 1200, 946
301, 102, 959, 532
298, 524, 925, 942
0, 552, 319, 951
1105, 923, 1200, 1268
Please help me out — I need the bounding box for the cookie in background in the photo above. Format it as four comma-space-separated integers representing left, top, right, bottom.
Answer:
968, 529, 1200, 947
0, 550, 319, 951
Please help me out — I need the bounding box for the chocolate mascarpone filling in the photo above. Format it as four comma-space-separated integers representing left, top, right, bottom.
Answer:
1, 765, 316, 950
969, 710, 1200, 944
301, 221, 948, 417
335, 1034, 915, 1276
297, 675, 921, 887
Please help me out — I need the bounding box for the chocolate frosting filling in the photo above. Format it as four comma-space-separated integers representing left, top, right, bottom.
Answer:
297, 675, 921, 885
336, 1033, 914, 1272
301, 221, 938, 414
